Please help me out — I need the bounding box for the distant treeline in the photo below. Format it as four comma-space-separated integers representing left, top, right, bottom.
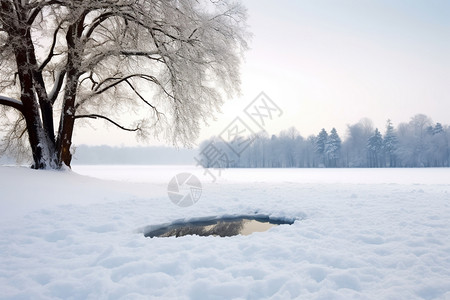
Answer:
198, 114, 450, 168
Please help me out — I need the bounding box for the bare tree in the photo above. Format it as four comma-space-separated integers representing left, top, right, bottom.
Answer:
0, 0, 248, 169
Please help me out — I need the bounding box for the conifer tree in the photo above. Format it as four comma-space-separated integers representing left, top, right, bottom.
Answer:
383, 120, 398, 167
325, 128, 341, 167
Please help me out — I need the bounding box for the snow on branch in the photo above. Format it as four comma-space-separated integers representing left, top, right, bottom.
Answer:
49, 70, 66, 104
0, 95, 23, 112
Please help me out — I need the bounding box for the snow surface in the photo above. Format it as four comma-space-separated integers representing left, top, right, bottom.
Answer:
1, 165, 450, 299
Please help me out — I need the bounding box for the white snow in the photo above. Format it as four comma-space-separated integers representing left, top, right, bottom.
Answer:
1, 165, 450, 299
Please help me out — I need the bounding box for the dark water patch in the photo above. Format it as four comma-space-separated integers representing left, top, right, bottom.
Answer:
144, 215, 295, 238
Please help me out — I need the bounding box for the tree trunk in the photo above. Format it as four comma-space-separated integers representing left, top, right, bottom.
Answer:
55, 21, 85, 168
56, 68, 78, 168
2, 0, 59, 170
14, 43, 55, 169
56, 102, 76, 168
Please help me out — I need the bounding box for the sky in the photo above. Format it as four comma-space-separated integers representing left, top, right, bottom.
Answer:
74, 0, 450, 146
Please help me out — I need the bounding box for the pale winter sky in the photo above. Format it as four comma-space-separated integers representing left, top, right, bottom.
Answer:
74, 0, 450, 146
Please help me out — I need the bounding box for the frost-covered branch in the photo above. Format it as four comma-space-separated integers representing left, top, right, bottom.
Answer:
48, 70, 66, 104
120, 50, 160, 57
84, 11, 119, 39
38, 22, 63, 72
93, 74, 160, 94
74, 114, 140, 132
26, 0, 66, 25
0, 95, 23, 112
123, 79, 163, 118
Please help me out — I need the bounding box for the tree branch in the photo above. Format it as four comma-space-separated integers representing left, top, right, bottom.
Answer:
49, 69, 66, 104
84, 11, 116, 39
83, 7, 142, 41
123, 79, 162, 118
82, 49, 163, 72
93, 73, 160, 94
93, 73, 175, 102
26, 1, 65, 25
120, 50, 164, 63
0, 95, 23, 112
120, 50, 160, 56
74, 114, 139, 132
38, 23, 62, 71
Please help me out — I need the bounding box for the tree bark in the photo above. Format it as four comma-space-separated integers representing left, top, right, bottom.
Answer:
12, 32, 46, 168
56, 21, 84, 168
56, 79, 77, 167
14, 52, 48, 168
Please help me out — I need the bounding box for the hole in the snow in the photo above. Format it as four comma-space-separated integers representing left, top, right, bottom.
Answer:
143, 215, 295, 238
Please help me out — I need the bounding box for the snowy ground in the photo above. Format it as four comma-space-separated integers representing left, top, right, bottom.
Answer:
1, 165, 450, 299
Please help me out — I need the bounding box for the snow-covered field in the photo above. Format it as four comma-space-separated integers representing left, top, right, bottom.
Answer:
1, 165, 450, 299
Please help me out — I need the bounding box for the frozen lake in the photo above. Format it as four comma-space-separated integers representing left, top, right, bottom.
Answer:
1, 166, 450, 299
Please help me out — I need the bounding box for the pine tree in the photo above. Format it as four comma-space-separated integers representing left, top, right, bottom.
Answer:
325, 128, 341, 167
428, 122, 446, 167
383, 120, 397, 167
433, 123, 444, 135
367, 128, 383, 167
315, 129, 328, 167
